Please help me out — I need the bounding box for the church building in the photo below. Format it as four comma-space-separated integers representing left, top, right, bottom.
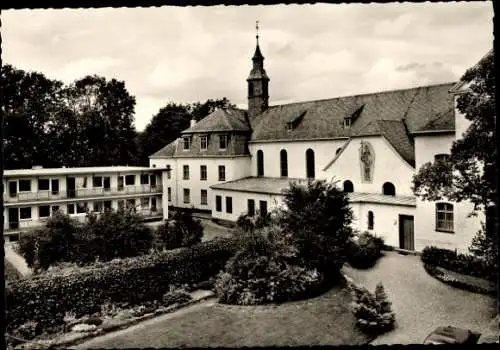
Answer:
150, 31, 489, 254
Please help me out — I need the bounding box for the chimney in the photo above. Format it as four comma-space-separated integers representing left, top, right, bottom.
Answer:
190, 119, 196, 128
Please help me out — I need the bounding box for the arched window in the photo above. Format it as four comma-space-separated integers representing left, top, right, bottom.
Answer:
368, 211, 374, 230
257, 150, 264, 177
336, 147, 342, 155
343, 180, 354, 193
306, 148, 315, 179
280, 150, 288, 177
382, 182, 396, 196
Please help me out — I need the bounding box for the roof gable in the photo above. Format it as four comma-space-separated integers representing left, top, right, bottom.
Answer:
182, 108, 251, 134
150, 138, 179, 158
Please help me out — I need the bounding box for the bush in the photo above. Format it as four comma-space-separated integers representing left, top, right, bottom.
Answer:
154, 220, 182, 250
350, 283, 395, 335
421, 246, 495, 282
6, 237, 242, 332
347, 232, 385, 269
169, 208, 204, 248
162, 289, 193, 306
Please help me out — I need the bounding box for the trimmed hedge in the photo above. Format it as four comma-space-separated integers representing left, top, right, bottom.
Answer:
421, 246, 496, 282
347, 232, 385, 269
6, 237, 242, 332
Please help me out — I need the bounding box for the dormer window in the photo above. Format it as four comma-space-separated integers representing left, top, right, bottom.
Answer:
343, 118, 352, 128
183, 136, 191, 150
200, 135, 208, 150
219, 134, 228, 150
286, 122, 293, 132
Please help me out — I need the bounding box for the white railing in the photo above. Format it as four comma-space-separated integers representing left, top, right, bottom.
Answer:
4, 185, 163, 203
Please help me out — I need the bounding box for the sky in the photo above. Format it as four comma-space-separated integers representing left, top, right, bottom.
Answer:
2, 2, 494, 131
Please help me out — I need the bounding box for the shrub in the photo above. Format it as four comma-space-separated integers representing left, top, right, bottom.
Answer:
281, 180, 354, 275
162, 289, 193, 306
154, 220, 183, 250
421, 246, 495, 282
350, 283, 395, 335
347, 231, 385, 269
6, 237, 242, 332
169, 208, 204, 248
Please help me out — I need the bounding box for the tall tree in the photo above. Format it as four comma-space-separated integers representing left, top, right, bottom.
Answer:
188, 97, 236, 121
2, 65, 65, 169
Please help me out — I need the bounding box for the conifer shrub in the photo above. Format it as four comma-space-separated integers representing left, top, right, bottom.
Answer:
350, 282, 395, 335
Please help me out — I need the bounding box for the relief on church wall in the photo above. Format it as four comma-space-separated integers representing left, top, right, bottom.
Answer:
359, 141, 375, 182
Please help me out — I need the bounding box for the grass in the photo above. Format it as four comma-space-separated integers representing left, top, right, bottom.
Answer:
5, 258, 22, 283
78, 284, 372, 348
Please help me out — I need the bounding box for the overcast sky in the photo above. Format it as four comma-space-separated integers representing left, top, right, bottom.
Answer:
2, 2, 493, 131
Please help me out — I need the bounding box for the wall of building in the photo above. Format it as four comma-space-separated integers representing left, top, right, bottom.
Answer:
324, 136, 415, 196
248, 139, 346, 179
210, 189, 283, 222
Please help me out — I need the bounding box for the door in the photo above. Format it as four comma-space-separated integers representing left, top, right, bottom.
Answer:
259, 200, 268, 217
150, 174, 157, 188
9, 181, 17, 197
67, 177, 76, 198
399, 215, 415, 251
51, 179, 59, 195
8, 208, 19, 230
103, 177, 111, 192
118, 176, 124, 191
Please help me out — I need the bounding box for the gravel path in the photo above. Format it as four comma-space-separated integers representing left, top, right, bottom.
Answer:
342, 251, 496, 345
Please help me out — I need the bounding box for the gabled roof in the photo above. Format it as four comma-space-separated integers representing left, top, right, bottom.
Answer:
181, 108, 251, 134
150, 138, 179, 158
352, 119, 415, 167
250, 82, 456, 142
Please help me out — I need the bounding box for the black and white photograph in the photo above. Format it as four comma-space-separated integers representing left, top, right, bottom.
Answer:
1, 1, 498, 348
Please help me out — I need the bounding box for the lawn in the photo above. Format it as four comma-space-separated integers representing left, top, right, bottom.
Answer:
77, 283, 372, 348
5, 258, 22, 283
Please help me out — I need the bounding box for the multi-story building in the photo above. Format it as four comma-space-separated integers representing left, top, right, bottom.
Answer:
151, 34, 490, 254
3, 166, 166, 241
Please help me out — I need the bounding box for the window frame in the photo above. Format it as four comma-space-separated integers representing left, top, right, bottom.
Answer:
200, 135, 208, 150
19, 207, 32, 220
247, 199, 255, 217
280, 149, 288, 177
218, 165, 226, 181
92, 176, 103, 188
167, 187, 172, 202
201, 189, 208, 205
215, 195, 222, 212
18, 179, 31, 192
200, 165, 207, 181
38, 179, 50, 191
226, 196, 233, 214
183, 165, 190, 180
140, 174, 149, 185
219, 134, 228, 150
183, 188, 190, 204
436, 203, 454, 233
39, 205, 51, 218
367, 211, 374, 230
183, 136, 191, 150
125, 175, 135, 186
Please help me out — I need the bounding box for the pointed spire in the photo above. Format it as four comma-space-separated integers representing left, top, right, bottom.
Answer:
253, 20, 264, 60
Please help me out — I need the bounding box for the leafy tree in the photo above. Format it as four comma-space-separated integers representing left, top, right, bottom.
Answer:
281, 180, 354, 275
188, 97, 236, 121
412, 51, 497, 266
170, 208, 204, 247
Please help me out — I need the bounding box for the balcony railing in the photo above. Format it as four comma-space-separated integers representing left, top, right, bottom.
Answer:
4, 185, 163, 203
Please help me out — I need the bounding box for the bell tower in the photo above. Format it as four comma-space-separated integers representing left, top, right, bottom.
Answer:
247, 21, 270, 119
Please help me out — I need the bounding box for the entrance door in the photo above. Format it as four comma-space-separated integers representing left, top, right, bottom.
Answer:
9, 181, 17, 197
150, 174, 157, 188
103, 177, 111, 192
399, 215, 415, 251
67, 177, 76, 198
8, 208, 19, 230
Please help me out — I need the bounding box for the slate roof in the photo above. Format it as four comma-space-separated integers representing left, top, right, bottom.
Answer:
352, 119, 415, 166
181, 108, 251, 134
150, 138, 179, 158
249, 82, 456, 142
348, 192, 416, 207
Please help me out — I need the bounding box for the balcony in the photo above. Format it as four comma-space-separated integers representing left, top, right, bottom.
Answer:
4, 185, 163, 204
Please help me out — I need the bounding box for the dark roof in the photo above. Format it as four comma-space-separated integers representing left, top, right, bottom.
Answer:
250, 82, 456, 142
150, 138, 179, 158
414, 109, 455, 132
353, 120, 415, 166
181, 108, 251, 134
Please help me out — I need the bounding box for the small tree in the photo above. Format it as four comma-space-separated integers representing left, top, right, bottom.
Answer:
351, 283, 395, 335
170, 208, 204, 248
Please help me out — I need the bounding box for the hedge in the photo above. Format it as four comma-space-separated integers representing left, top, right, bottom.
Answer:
421, 246, 496, 282
6, 237, 242, 332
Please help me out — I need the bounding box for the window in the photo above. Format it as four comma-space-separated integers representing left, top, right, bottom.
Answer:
125, 175, 135, 186
436, 203, 454, 232
39, 205, 50, 218
82, 177, 88, 188
19, 180, 31, 192
168, 187, 172, 201
118, 176, 124, 190
38, 179, 50, 191
126, 199, 136, 209
92, 176, 103, 187
201, 190, 208, 205
151, 197, 157, 211
104, 201, 112, 210
51, 179, 59, 194
200, 165, 207, 181
215, 195, 222, 212
343, 180, 354, 193
183, 188, 190, 204
218, 166, 226, 181
248, 82, 254, 97
368, 211, 374, 230
93, 201, 103, 212
68, 204, 75, 214
336, 147, 342, 155
382, 182, 396, 196
167, 166, 171, 179
286, 123, 294, 132
434, 154, 450, 163
51, 206, 59, 214
259, 201, 268, 217
141, 197, 149, 209
183, 137, 191, 150
247, 199, 255, 217
9, 181, 17, 196
344, 118, 351, 128
200, 136, 208, 150
280, 150, 288, 177
306, 148, 315, 179
226, 197, 233, 213
118, 200, 125, 210
183, 165, 190, 180
257, 150, 264, 176
20, 207, 31, 219
76, 202, 87, 214
219, 135, 228, 150
140, 174, 149, 185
